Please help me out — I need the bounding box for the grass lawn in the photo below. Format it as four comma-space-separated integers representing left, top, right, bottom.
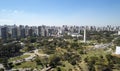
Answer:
79, 61, 89, 71
112, 69, 120, 71
9, 55, 30, 62
55, 61, 73, 71
13, 61, 37, 69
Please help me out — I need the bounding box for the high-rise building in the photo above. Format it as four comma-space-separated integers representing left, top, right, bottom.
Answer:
44, 29, 48, 37
48, 29, 52, 36
12, 27, 18, 38
32, 26, 38, 37
38, 26, 42, 36
39, 25, 47, 37
28, 27, 33, 37
18, 25, 26, 38
20, 28, 26, 38
41, 26, 46, 37
25, 25, 29, 36
1, 27, 8, 40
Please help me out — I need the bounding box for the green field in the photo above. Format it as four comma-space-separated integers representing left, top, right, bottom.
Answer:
9, 55, 30, 62
13, 61, 37, 69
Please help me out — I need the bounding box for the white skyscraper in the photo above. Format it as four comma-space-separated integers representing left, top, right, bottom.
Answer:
83, 28, 86, 43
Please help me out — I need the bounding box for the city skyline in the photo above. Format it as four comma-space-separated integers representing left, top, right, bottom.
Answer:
0, 0, 120, 26
1, 24, 120, 40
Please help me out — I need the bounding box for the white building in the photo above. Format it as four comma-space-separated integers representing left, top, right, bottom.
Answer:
70, 33, 82, 37
118, 31, 120, 35
115, 46, 120, 54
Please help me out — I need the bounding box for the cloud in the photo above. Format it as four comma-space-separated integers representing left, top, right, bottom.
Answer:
1, 9, 6, 12
0, 9, 24, 15
0, 19, 13, 22
0, 19, 14, 23
0, 9, 24, 23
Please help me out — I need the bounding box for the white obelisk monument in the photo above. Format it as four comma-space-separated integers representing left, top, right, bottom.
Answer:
83, 28, 86, 43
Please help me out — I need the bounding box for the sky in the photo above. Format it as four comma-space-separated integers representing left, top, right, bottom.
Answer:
0, 0, 120, 26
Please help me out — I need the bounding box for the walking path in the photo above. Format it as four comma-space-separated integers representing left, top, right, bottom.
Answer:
11, 49, 49, 64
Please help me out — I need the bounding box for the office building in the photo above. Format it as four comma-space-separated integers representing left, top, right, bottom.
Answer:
28, 27, 34, 37
12, 27, 18, 38
20, 28, 26, 38
1, 27, 8, 40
